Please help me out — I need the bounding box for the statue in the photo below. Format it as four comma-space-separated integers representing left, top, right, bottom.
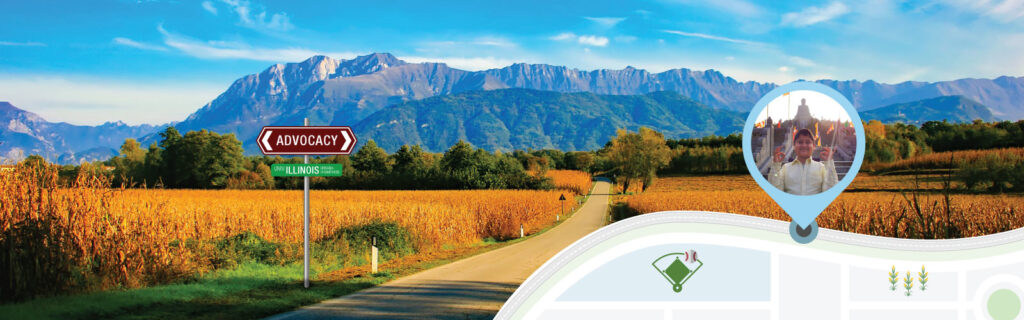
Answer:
794, 98, 813, 130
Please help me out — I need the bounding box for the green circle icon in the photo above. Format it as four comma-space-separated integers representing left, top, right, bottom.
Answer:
987, 289, 1021, 320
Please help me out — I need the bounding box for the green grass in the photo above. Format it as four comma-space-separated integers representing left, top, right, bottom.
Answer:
0, 262, 390, 320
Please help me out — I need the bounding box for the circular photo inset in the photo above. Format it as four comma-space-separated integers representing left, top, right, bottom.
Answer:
749, 90, 858, 195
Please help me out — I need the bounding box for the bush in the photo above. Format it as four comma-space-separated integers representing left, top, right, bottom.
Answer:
208, 232, 284, 268
330, 222, 416, 260
957, 153, 1023, 192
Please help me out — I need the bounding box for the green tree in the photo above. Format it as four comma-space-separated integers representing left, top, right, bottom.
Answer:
607, 127, 671, 192
351, 140, 391, 174
120, 138, 145, 163
255, 162, 274, 189
440, 140, 476, 172
564, 151, 595, 172
155, 127, 244, 188
390, 145, 432, 188
111, 138, 146, 186
392, 145, 429, 174
158, 127, 183, 186
143, 142, 163, 187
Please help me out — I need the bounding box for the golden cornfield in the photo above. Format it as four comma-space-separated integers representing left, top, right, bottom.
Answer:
114, 188, 570, 247
0, 165, 588, 300
545, 170, 593, 196
617, 175, 1024, 239
866, 147, 1024, 172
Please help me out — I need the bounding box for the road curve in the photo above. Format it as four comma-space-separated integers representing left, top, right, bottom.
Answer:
267, 179, 612, 320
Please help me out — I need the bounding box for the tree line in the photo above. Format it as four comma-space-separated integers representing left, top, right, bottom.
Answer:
45, 127, 557, 190
30, 119, 1022, 192
865, 119, 1024, 163
27, 126, 723, 192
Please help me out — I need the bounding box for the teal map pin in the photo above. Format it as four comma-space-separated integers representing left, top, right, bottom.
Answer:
742, 81, 866, 243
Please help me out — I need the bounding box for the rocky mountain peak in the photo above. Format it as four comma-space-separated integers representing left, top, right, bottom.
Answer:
335, 52, 406, 77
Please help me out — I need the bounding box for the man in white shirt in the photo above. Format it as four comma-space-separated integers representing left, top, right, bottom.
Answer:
769, 128, 838, 195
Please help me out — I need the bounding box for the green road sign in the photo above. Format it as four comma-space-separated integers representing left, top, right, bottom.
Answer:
271, 164, 344, 177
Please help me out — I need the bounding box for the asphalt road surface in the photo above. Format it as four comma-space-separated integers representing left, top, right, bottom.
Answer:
267, 179, 612, 320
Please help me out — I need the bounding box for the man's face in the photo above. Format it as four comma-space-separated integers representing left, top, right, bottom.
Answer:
795, 135, 814, 158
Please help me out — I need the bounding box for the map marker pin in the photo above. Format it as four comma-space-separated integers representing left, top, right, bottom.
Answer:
742, 81, 866, 243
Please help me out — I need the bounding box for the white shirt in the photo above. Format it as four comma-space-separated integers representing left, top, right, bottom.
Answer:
769, 157, 838, 195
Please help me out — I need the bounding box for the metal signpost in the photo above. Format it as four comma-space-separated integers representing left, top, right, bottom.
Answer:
558, 194, 566, 221
259, 119, 356, 288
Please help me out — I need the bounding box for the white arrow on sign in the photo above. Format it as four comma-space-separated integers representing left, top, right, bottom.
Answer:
340, 130, 352, 151
262, 130, 274, 151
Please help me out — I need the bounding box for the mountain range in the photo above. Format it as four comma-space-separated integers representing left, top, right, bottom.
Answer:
2, 52, 1023, 163
354, 89, 744, 152
861, 96, 997, 124
0, 102, 159, 163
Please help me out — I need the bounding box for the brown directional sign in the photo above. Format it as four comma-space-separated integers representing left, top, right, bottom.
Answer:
257, 126, 357, 155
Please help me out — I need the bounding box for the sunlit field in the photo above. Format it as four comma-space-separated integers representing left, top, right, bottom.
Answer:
0, 165, 589, 300
616, 174, 1024, 239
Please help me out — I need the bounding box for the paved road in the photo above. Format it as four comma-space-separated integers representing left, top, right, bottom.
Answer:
267, 179, 612, 320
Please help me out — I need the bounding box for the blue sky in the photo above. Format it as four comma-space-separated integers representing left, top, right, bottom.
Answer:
1, 0, 1023, 125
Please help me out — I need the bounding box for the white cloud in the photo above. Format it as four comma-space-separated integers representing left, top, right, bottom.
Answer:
778, 66, 790, 72
549, 33, 610, 47
788, 56, 816, 67
0, 73, 224, 126
113, 37, 168, 51
0, 41, 45, 47
549, 32, 576, 41
988, 0, 1024, 21
401, 56, 515, 71
584, 16, 626, 28
201, 1, 218, 15
157, 26, 354, 62
781, 1, 850, 27
472, 36, 516, 47
661, 29, 764, 46
218, 0, 293, 32
938, 0, 1024, 22
577, 35, 609, 47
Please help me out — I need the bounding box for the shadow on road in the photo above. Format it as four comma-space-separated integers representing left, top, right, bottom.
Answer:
285, 280, 518, 320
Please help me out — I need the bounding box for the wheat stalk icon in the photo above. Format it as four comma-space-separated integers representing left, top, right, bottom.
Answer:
918, 265, 928, 291
888, 265, 899, 291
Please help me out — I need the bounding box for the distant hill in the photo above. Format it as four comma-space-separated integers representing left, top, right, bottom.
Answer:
861, 96, 997, 124
0, 102, 160, 163
353, 89, 744, 152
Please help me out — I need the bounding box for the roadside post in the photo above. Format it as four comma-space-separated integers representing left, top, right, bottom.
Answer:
558, 194, 566, 221
259, 119, 356, 288
371, 237, 378, 274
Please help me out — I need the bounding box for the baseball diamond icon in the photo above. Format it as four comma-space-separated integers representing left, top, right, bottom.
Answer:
652, 250, 703, 293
